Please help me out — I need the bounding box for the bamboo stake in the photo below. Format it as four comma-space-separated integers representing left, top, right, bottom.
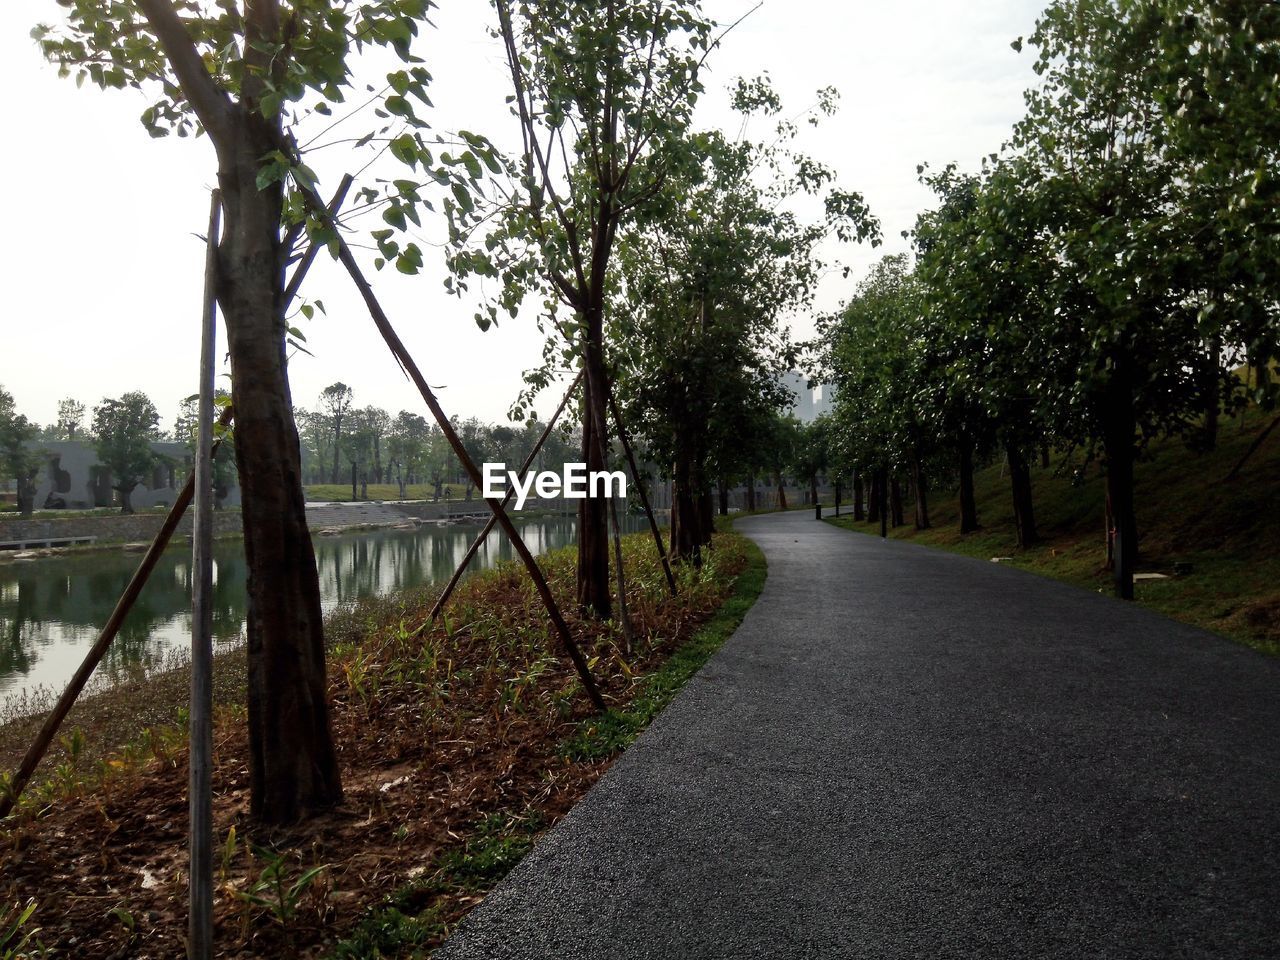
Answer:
430, 371, 582, 622
0, 405, 235, 821
282, 175, 354, 310
607, 390, 677, 597
295, 181, 606, 711
188, 189, 220, 960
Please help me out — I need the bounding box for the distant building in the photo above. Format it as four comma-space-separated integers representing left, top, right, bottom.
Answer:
780, 371, 835, 424
812, 382, 837, 419
21, 439, 240, 511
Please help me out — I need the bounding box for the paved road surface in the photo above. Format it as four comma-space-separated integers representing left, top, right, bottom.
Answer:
439, 510, 1280, 959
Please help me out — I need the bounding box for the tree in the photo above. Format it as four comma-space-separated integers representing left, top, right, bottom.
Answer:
319, 383, 355, 486
817, 256, 931, 532
793, 416, 831, 508
55, 398, 86, 440
92, 392, 162, 514
1010, 0, 1215, 598
912, 163, 1053, 546
443, 0, 714, 616
36, 0, 444, 821
610, 84, 876, 561
0, 387, 42, 517
1155, 1, 1280, 420
387, 410, 430, 496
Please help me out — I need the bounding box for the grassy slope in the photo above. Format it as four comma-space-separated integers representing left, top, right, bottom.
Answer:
826, 409, 1280, 656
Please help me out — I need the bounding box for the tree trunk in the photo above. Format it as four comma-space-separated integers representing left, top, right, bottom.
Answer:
718, 479, 729, 516
1006, 439, 1038, 548
670, 451, 700, 564
16, 471, 36, 518
219, 123, 341, 823
878, 465, 889, 538
745, 474, 756, 512
1201, 335, 1221, 451
775, 471, 787, 511
853, 470, 865, 521
330, 415, 343, 485
1102, 369, 1138, 600
958, 436, 979, 534
577, 313, 611, 618
867, 470, 881, 523
911, 453, 930, 530
118, 484, 136, 515
698, 489, 715, 545
889, 475, 904, 528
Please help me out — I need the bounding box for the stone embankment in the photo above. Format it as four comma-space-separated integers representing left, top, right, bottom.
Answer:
0, 510, 243, 554
0, 498, 576, 558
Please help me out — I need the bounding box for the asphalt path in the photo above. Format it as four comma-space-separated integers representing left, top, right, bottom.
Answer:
439, 510, 1280, 959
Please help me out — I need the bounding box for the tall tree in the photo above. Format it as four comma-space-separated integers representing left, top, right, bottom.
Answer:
442, 0, 714, 616
37, 0, 441, 821
0, 387, 42, 517
92, 392, 162, 514
55, 398, 86, 440
611, 85, 876, 560
1011, 0, 1212, 597
387, 410, 429, 495
320, 383, 355, 486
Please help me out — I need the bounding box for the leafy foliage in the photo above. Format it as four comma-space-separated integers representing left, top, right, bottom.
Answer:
92, 391, 162, 513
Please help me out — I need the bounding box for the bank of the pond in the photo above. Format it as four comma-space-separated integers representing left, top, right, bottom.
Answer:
0, 515, 625, 701
0, 529, 764, 959
0, 499, 582, 562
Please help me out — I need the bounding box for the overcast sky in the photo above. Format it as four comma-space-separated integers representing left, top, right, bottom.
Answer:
0, 0, 1045, 431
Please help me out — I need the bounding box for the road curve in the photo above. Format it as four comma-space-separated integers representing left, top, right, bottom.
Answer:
438, 510, 1280, 959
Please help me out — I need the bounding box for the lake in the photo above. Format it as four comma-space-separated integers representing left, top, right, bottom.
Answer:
0, 515, 629, 702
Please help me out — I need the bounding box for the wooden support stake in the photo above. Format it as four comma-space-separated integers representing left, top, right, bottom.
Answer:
296, 181, 606, 711
607, 390, 677, 597
430, 371, 582, 622
188, 190, 219, 960
0, 406, 234, 821
282, 175, 354, 310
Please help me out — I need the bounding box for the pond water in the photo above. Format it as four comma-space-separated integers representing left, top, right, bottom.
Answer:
0, 514, 638, 701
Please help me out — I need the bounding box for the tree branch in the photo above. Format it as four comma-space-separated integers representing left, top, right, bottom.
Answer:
135, 0, 235, 142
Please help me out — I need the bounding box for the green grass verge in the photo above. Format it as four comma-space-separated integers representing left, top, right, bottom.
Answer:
305, 483, 471, 503
823, 408, 1280, 656
561, 535, 767, 761
329, 811, 544, 959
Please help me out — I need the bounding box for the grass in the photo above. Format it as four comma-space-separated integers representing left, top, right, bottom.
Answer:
561, 534, 766, 761
305, 483, 472, 502
1, 527, 765, 958
824, 408, 1280, 656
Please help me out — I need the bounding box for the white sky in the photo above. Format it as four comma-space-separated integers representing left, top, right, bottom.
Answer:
0, 0, 1045, 431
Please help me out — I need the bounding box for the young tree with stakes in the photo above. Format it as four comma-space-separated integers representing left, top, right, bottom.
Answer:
36, 0, 454, 822
439, 0, 716, 618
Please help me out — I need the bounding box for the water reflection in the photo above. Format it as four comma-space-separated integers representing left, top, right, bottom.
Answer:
0, 515, 623, 699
